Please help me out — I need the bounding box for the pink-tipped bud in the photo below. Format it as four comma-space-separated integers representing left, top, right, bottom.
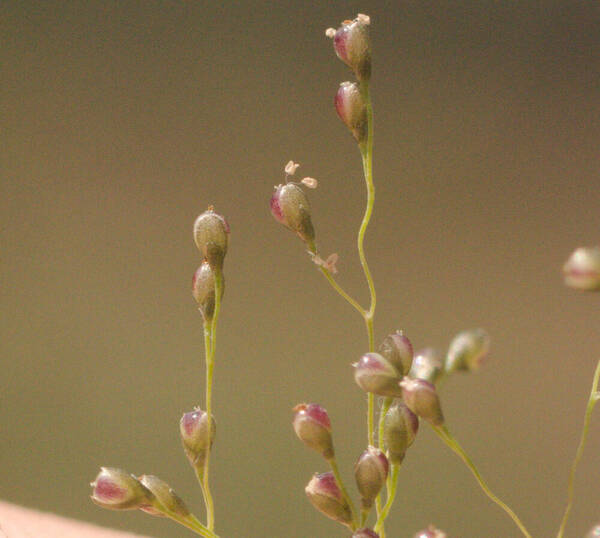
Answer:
192, 261, 224, 321
409, 348, 443, 384
305, 472, 352, 526
353, 352, 403, 397
327, 14, 371, 81
292, 403, 334, 459
138, 475, 190, 518
400, 377, 444, 425
383, 401, 419, 465
586, 525, 600, 538
353, 529, 380, 538
379, 330, 414, 376
334, 82, 367, 143
354, 446, 388, 508
445, 328, 490, 374
90, 467, 154, 511
193, 207, 230, 273
180, 408, 216, 468
270, 183, 316, 252
414, 525, 447, 538
563, 246, 600, 291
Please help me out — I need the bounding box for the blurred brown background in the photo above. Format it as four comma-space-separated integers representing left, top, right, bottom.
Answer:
2, 1, 600, 537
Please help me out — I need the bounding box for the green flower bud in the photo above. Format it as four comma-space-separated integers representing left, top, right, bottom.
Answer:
292, 403, 334, 459
383, 401, 419, 465
305, 472, 352, 526
379, 331, 414, 376
90, 467, 154, 511
445, 328, 490, 374
192, 261, 224, 322
354, 446, 388, 508
400, 377, 444, 426
270, 183, 316, 251
193, 207, 229, 273
180, 408, 216, 469
138, 475, 190, 518
409, 348, 443, 384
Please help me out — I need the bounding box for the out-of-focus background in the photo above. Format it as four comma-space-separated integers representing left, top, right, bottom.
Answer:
2, 2, 599, 537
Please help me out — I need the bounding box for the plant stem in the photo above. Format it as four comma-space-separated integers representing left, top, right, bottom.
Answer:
318, 266, 366, 317
556, 358, 600, 538
374, 465, 399, 534
432, 424, 532, 538
328, 456, 359, 531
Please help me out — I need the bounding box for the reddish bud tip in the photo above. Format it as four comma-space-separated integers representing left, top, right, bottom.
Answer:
270, 183, 316, 250
292, 403, 334, 459
400, 377, 444, 426
353, 352, 403, 397
353, 529, 380, 538
354, 446, 389, 508
414, 525, 447, 538
445, 328, 490, 374
563, 246, 600, 291
305, 472, 352, 526
180, 408, 216, 468
383, 401, 419, 465
90, 467, 154, 511
379, 331, 414, 376
193, 208, 229, 273
334, 82, 367, 143
330, 15, 372, 81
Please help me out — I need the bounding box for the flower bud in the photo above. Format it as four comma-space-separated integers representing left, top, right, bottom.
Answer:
270, 183, 316, 251
334, 82, 367, 143
90, 467, 154, 511
414, 525, 447, 538
563, 246, 600, 291
354, 446, 388, 508
305, 472, 352, 526
379, 331, 414, 376
400, 377, 444, 425
292, 403, 334, 459
445, 328, 490, 374
138, 475, 190, 518
586, 525, 600, 538
414, 526, 446, 538
192, 261, 224, 322
409, 348, 443, 384
180, 408, 216, 468
353, 529, 379, 538
193, 207, 229, 273
353, 352, 403, 397
383, 401, 419, 465
327, 14, 371, 81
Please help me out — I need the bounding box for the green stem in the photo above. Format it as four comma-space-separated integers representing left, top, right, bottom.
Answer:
328, 457, 359, 531
374, 465, 399, 534
165, 510, 219, 538
556, 358, 600, 538
432, 424, 532, 538
318, 266, 366, 317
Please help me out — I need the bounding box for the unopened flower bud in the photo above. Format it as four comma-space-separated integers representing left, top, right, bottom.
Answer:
292, 403, 334, 459
353, 529, 379, 538
353, 352, 403, 397
354, 446, 388, 508
180, 408, 216, 468
138, 475, 190, 518
383, 401, 419, 465
335, 82, 367, 143
586, 524, 600, 538
90, 467, 154, 511
409, 348, 443, 384
445, 328, 490, 374
414, 525, 447, 538
192, 261, 224, 321
379, 331, 414, 376
327, 14, 371, 81
400, 377, 444, 425
193, 207, 229, 273
305, 472, 352, 526
563, 246, 600, 291
270, 183, 316, 252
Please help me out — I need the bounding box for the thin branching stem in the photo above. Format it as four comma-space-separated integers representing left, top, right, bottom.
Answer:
432, 424, 532, 538
556, 358, 600, 538
328, 456, 359, 531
